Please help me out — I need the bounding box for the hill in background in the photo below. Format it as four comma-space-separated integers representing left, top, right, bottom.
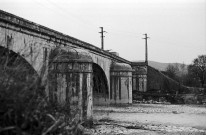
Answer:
148, 61, 188, 72
133, 60, 188, 75
148, 61, 171, 71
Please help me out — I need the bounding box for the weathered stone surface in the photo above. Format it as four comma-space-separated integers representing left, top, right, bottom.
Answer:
132, 62, 148, 92
110, 63, 133, 104
0, 10, 135, 121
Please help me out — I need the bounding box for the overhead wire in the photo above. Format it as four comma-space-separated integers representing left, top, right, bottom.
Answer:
31, 0, 151, 45
44, 0, 146, 39
45, 0, 99, 32
33, 0, 98, 33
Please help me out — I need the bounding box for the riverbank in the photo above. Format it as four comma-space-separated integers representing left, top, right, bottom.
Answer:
84, 104, 206, 135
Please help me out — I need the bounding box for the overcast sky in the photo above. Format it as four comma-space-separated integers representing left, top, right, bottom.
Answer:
0, 0, 205, 64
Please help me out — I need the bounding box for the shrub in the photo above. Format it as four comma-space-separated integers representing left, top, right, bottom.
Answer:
0, 52, 82, 135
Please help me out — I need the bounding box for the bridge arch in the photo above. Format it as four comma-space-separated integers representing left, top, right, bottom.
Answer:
0, 46, 39, 89
92, 63, 109, 105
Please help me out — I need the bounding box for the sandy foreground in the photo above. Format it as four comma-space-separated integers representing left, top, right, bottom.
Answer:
84, 104, 206, 135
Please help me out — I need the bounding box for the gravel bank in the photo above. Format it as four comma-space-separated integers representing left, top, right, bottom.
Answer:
84, 104, 206, 135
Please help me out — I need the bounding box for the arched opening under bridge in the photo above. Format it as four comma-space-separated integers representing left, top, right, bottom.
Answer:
92, 63, 109, 105
0, 46, 39, 90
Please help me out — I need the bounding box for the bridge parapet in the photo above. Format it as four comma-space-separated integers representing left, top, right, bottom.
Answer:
0, 9, 130, 64
0, 10, 137, 122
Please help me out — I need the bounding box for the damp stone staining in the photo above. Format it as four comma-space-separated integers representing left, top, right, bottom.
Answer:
110, 63, 133, 104
1, 9, 206, 135
48, 47, 93, 121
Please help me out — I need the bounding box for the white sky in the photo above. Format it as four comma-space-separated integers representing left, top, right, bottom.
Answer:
0, 0, 205, 64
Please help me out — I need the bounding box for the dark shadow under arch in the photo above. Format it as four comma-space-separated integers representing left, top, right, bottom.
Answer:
0, 46, 39, 90
92, 63, 109, 105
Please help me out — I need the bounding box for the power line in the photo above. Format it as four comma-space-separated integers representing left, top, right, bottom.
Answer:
33, 0, 98, 33
29, 0, 153, 49
45, 0, 98, 31
44, 0, 144, 39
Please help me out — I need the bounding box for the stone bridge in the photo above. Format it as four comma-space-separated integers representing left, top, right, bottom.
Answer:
0, 10, 147, 121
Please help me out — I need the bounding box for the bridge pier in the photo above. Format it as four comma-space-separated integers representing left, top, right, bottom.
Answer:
0, 10, 136, 123
110, 63, 133, 104
132, 62, 148, 92
48, 47, 93, 121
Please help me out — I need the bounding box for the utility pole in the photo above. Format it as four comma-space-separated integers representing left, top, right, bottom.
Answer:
143, 33, 149, 65
99, 27, 106, 50
142, 33, 149, 92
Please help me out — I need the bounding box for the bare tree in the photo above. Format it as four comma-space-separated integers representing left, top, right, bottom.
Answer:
165, 64, 179, 81
179, 63, 187, 85
188, 55, 206, 88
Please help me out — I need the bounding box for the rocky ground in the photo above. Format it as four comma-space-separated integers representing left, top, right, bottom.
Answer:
84, 104, 206, 135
